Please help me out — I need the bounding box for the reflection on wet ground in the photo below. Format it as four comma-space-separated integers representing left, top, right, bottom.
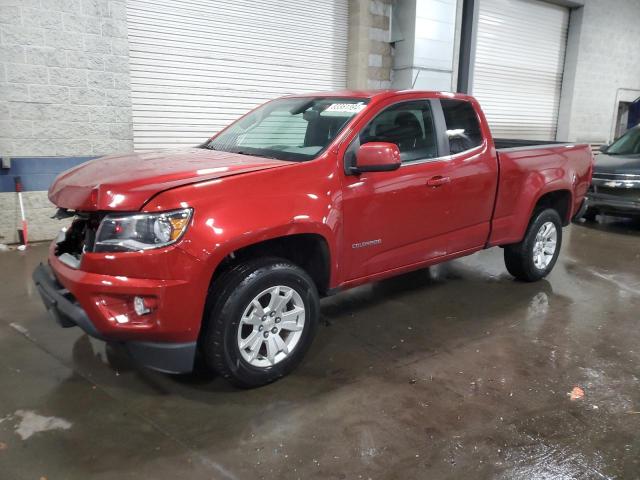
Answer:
0, 217, 638, 479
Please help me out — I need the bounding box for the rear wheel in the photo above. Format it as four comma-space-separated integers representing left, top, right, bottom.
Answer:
201, 257, 319, 388
504, 208, 563, 282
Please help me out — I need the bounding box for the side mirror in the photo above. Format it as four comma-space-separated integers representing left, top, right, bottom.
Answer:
599, 144, 609, 153
350, 142, 401, 174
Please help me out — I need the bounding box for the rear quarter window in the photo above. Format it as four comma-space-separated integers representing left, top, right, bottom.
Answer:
440, 99, 483, 154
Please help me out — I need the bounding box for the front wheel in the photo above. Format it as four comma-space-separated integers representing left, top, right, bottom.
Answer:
201, 257, 319, 388
504, 208, 563, 282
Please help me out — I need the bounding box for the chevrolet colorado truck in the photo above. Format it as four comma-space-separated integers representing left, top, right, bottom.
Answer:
33, 90, 593, 387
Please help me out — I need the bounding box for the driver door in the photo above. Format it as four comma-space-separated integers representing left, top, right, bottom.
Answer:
341, 99, 454, 281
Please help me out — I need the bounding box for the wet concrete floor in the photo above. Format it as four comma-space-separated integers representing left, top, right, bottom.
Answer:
0, 218, 639, 479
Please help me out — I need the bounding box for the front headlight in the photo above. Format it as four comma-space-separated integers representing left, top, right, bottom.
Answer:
94, 208, 193, 252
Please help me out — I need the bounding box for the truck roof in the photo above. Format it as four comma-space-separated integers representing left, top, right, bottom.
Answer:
284, 89, 475, 102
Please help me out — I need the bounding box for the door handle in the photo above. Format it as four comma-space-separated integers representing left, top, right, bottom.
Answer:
427, 176, 451, 187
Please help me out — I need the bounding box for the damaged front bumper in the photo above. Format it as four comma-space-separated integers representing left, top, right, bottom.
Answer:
33, 263, 197, 374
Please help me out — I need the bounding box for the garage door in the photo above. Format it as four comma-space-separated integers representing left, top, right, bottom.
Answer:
126, 0, 348, 150
472, 0, 569, 140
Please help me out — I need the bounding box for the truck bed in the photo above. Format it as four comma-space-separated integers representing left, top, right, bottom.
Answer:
488, 142, 593, 247
494, 138, 570, 150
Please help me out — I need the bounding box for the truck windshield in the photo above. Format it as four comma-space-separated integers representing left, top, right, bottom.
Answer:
607, 126, 640, 155
204, 97, 368, 161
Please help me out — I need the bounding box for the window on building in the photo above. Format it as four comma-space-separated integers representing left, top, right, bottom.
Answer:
440, 99, 483, 154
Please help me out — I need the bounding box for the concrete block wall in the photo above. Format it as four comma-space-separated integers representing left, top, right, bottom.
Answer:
347, 0, 393, 90
557, 0, 640, 143
0, 0, 133, 244
0, 190, 73, 245
0, 0, 133, 156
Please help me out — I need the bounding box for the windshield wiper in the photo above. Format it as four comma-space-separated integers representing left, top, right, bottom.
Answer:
201, 145, 287, 161
236, 151, 281, 160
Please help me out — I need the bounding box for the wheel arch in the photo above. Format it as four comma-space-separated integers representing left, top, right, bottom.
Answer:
208, 230, 333, 297
530, 188, 574, 226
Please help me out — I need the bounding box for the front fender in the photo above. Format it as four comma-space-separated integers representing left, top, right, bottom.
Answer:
196, 220, 337, 281
143, 157, 342, 289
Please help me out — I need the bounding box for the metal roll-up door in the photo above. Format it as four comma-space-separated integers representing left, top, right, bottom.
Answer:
126, 0, 348, 150
472, 0, 569, 140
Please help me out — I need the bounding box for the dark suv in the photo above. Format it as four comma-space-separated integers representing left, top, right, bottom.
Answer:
585, 125, 640, 219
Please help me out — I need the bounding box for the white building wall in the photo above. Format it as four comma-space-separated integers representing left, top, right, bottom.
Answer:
557, 0, 640, 143
392, 0, 459, 91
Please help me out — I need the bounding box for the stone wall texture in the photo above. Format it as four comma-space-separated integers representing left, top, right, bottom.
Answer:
347, 0, 393, 90
0, 0, 133, 244
0, 0, 133, 157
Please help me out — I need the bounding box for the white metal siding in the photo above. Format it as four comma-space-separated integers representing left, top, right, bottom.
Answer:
472, 0, 569, 140
126, 0, 348, 150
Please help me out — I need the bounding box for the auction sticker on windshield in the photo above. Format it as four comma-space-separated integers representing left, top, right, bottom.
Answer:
324, 102, 366, 114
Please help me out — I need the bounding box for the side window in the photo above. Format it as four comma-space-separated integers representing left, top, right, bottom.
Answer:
359, 101, 438, 163
440, 99, 483, 154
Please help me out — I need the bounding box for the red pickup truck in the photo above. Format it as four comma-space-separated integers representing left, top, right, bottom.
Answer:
34, 90, 593, 387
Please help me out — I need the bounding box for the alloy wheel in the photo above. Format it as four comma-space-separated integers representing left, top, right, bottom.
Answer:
532, 221, 557, 269
237, 285, 305, 367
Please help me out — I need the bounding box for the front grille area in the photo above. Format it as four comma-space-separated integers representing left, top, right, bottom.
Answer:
55, 213, 102, 258
594, 187, 640, 200
592, 173, 640, 195
592, 173, 640, 181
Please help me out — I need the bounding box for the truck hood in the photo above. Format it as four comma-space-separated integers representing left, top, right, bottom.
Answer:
49, 148, 289, 211
594, 152, 640, 176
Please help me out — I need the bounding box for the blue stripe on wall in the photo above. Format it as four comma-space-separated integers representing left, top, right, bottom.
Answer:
0, 156, 96, 192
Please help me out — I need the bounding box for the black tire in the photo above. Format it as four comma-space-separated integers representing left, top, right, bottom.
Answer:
504, 208, 563, 282
582, 207, 598, 222
201, 257, 319, 388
